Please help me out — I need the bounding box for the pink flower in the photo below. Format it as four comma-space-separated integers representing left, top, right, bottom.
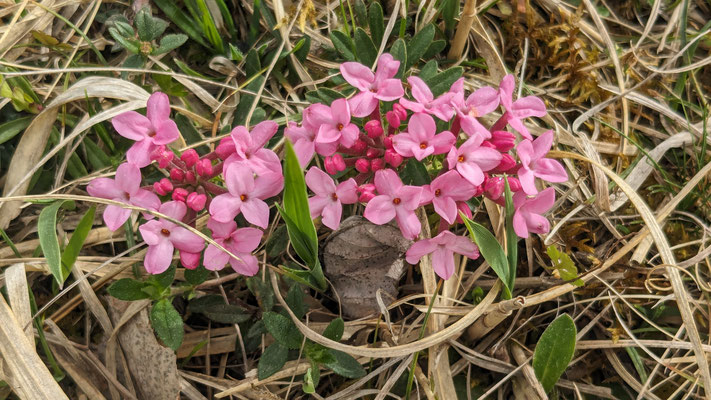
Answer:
399, 76, 455, 121
208, 164, 282, 228
224, 120, 281, 175
427, 170, 478, 225
87, 162, 160, 231
111, 92, 180, 167
363, 169, 423, 240
305, 167, 358, 230
512, 187, 556, 238
516, 130, 568, 194
498, 75, 546, 140
309, 98, 360, 148
340, 53, 404, 117
446, 134, 502, 186
405, 231, 479, 280
449, 78, 499, 138
285, 105, 340, 166
204, 219, 262, 276
139, 201, 204, 274
393, 113, 455, 161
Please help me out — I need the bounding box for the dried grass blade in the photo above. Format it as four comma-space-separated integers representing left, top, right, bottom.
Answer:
5, 263, 32, 343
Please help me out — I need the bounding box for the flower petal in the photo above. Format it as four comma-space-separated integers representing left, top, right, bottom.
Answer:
229, 253, 259, 276
126, 139, 155, 168
405, 239, 437, 264
374, 53, 400, 82
231, 227, 263, 253
146, 92, 171, 126
335, 178, 359, 204
376, 79, 405, 101
306, 167, 336, 196
204, 243, 230, 271
241, 198, 270, 228
251, 120, 279, 149
139, 220, 163, 245
348, 91, 378, 118
87, 178, 123, 200
209, 193, 242, 222
363, 195, 396, 224
394, 206, 421, 240
408, 76, 433, 103
433, 196, 458, 225
130, 189, 161, 211
207, 218, 237, 238
340, 62, 374, 90
534, 158, 568, 183
170, 227, 204, 253
373, 169, 403, 197
321, 200, 343, 230
103, 205, 131, 231
144, 240, 174, 274
432, 247, 455, 280
152, 119, 180, 145
115, 162, 141, 194
112, 111, 152, 141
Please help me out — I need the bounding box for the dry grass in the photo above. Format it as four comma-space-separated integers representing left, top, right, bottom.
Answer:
1, 0, 711, 398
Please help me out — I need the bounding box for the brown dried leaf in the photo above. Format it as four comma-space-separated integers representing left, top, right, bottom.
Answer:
323, 216, 411, 319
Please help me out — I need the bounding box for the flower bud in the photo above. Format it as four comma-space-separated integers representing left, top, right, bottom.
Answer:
490, 130, 516, 152
492, 153, 516, 173
215, 137, 236, 160
364, 120, 384, 138
366, 147, 381, 159
357, 183, 376, 202
384, 149, 403, 167
153, 178, 173, 196
196, 158, 213, 177
172, 188, 189, 202
393, 103, 407, 121
186, 192, 207, 211
180, 251, 201, 270
507, 176, 522, 192
331, 153, 346, 172
484, 176, 505, 201
385, 111, 400, 129
455, 202, 472, 224
185, 171, 196, 184
382, 135, 394, 150
370, 158, 385, 171
170, 168, 185, 182
151, 145, 174, 168
355, 158, 370, 173
352, 139, 367, 154
180, 149, 199, 167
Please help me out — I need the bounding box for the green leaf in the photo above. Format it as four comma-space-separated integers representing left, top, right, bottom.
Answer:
109, 27, 140, 54
390, 38, 407, 79
279, 264, 325, 292
322, 318, 344, 342
0, 116, 32, 145
246, 276, 275, 311
460, 216, 513, 299
184, 264, 210, 286
38, 200, 71, 286
305, 342, 335, 364
60, 206, 95, 278
368, 2, 385, 46
151, 264, 176, 289
302, 364, 319, 394
107, 278, 150, 301
400, 158, 431, 186
354, 28, 377, 67
422, 40, 446, 60
325, 350, 366, 379
245, 48, 262, 77
419, 60, 438, 82
262, 311, 304, 349
424, 67, 463, 97
265, 224, 289, 258
406, 24, 435, 69
234, 75, 265, 126
330, 30, 355, 61
83, 137, 112, 169
294, 34, 311, 63
354, 0, 368, 26
153, 34, 188, 55
504, 179, 518, 297
546, 246, 584, 286
440, 0, 459, 32
150, 299, 184, 351
258, 343, 288, 379
135, 8, 169, 41
286, 284, 306, 319
153, 0, 209, 48
112, 19, 135, 38
533, 314, 577, 393
188, 295, 251, 324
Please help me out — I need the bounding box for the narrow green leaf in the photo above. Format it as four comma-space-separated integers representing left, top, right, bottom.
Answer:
419, 60, 438, 82
153, 34, 188, 55
60, 206, 95, 278
286, 284, 306, 319
460, 215, 512, 299
279, 264, 324, 292
258, 343, 288, 379
354, 27, 377, 67
504, 179, 517, 297
322, 318, 344, 342
424, 67, 463, 97
325, 350, 366, 379
108, 278, 151, 301
406, 24, 435, 69
354, 0, 367, 26
0, 116, 32, 145
533, 314, 577, 393
188, 295, 251, 324
150, 299, 184, 351
390, 38, 407, 79
135, 8, 168, 41
440, 0, 459, 32
330, 30, 355, 61
245, 48, 262, 77
83, 138, 111, 169
422, 40, 446, 60
38, 200, 70, 285
282, 140, 319, 264
262, 311, 304, 349
368, 2, 385, 46
153, 0, 209, 48
109, 27, 140, 53
302, 364, 320, 393
305, 342, 335, 364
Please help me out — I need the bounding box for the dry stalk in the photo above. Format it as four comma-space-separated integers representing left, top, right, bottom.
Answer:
447, 0, 477, 60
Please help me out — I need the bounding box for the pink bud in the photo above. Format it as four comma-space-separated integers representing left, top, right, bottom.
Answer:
170, 168, 185, 182
385, 111, 400, 129
507, 177, 522, 192
484, 176, 505, 200
383, 135, 394, 150
490, 130, 516, 152
215, 137, 236, 160
196, 158, 213, 177
492, 153, 516, 173
331, 153, 346, 172
324, 156, 338, 175
180, 251, 201, 270
186, 192, 207, 211
352, 139, 367, 154
172, 188, 189, 202
185, 171, 196, 184
153, 178, 173, 196
355, 158, 370, 173
481, 141, 496, 149
455, 202, 472, 224
357, 183, 376, 202
366, 147, 381, 159
392, 103, 407, 121
181, 149, 199, 167
370, 158, 385, 171
364, 120, 384, 138
151, 145, 174, 168
384, 149, 403, 167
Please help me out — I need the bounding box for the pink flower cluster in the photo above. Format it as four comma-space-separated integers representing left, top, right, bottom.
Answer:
88, 93, 277, 275
89, 53, 567, 282
286, 54, 567, 280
